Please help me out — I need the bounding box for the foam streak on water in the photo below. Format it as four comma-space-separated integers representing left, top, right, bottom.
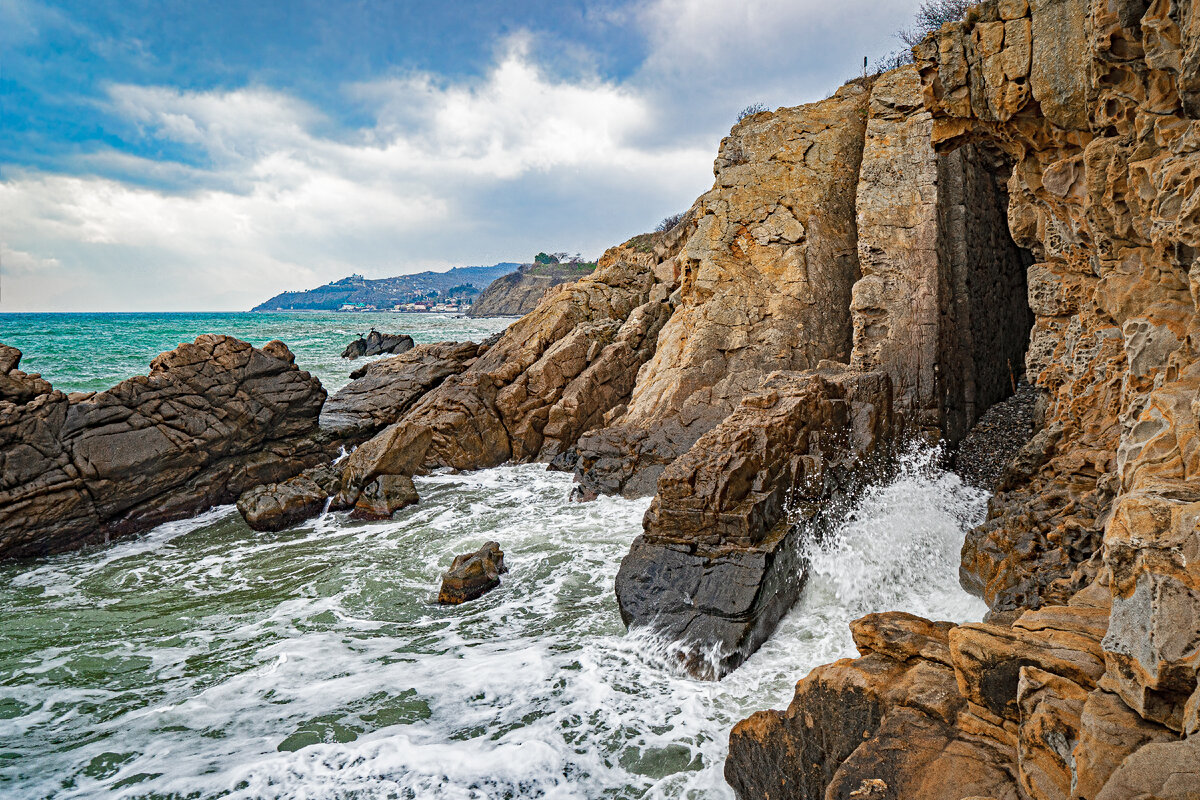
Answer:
0, 448, 987, 799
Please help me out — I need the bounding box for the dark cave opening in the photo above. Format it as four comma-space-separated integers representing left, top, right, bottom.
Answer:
936, 142, 1036, 446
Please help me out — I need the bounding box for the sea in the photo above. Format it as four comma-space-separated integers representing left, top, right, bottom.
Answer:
0, 311, 988, 799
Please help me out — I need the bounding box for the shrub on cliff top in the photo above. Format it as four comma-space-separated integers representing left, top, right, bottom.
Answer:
656, 212, 686, 233
898, 0, 973, 47
736, 102, 769, 122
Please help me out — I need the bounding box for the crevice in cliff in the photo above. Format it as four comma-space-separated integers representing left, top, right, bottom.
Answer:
936, 141, 1035, 443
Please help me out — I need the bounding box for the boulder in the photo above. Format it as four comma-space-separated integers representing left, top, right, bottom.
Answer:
350, 474, 419, 520
236, 463, 345, 532
321, 340, 482, 440
0, 336, 328, 559
616, 366, 893, 678
438, 541, 508, 604
341, 329, 414, 359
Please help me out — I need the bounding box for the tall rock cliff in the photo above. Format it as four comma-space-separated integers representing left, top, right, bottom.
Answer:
727, 1, 1200, 797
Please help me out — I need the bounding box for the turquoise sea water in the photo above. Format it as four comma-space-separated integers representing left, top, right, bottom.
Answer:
0, 310, 989, 799
0, 312, 512, 394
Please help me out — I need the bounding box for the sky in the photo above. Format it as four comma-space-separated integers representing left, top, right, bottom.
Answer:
0, 0, 924, 311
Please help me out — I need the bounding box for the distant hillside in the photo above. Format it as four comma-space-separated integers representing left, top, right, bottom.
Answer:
469, 255, 597, 317
251, 264, 521, 312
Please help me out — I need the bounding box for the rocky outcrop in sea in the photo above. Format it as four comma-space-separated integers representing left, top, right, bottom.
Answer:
0, 336, 327, 559
467, 260, 596, 317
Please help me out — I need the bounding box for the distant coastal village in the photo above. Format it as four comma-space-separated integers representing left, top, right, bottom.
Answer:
333, 278, 475, 314
253, 253, 599, 317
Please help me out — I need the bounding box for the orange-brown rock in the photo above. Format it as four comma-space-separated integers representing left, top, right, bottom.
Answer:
572, 82, 872, 498
726, 612, 1021, 800
330, 241, 678, 509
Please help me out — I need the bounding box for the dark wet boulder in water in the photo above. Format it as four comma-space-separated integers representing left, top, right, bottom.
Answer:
236, 464, 343, 532
350, 474, 419, 520
341, 330, 414, 360
0, 336, 329, 560
438, 541, 508, 604
614, 365, 894, 679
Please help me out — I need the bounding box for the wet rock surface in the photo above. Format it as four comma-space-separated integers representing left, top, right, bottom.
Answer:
0, 336, 328, 559
952, 381, 1041, 490
616, 365, 894, 679
438, 541, 508, 604
341, 330, 414, 360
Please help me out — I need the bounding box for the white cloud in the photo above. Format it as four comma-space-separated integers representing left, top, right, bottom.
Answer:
2, 2, 922, 311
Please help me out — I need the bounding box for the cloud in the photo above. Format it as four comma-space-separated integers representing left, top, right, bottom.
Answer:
1, 1, 922, 311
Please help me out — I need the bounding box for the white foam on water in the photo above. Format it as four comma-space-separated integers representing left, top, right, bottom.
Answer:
0, 447, 988, 799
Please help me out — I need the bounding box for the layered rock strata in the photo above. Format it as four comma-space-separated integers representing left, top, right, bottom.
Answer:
0, 336, 327, 559
616, 365, 893, 679
729, 1, 1200, 797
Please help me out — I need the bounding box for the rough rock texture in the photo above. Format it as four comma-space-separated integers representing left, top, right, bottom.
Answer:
341, 330, 414, 360
953, 381, 1042, 490
616, 365, 893, 679
468, 262, 596, 317
852, 66, 1032, 443
320, 340, 484, 440
729, 2, 1200, 797
0, 336, 327, 559
570, 83, 872, 499
438, 541, 508, 604
255, 235, 682, 530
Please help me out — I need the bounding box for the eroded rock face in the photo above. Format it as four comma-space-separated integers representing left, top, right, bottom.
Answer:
0, 336, 327, 558
729, 2, 1200, 797
616, 365, 893, 679
852, 66, 1032, 443
571, 83, 872, 498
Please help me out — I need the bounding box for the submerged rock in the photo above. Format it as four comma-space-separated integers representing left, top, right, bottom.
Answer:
438, 541, 508, 604
0, 336, 328, 559
341, 330, 414, 360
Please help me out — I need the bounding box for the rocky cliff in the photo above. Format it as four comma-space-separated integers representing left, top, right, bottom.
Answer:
467, 261, 597, 317
727, 0, 1200, 797
5, 0, 1198, 792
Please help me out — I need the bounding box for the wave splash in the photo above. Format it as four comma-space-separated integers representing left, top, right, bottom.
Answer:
0, 447, 986, 799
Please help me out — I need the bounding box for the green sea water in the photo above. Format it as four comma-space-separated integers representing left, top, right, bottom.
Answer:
0, 311, 512, 394
0, 310, 989, 799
